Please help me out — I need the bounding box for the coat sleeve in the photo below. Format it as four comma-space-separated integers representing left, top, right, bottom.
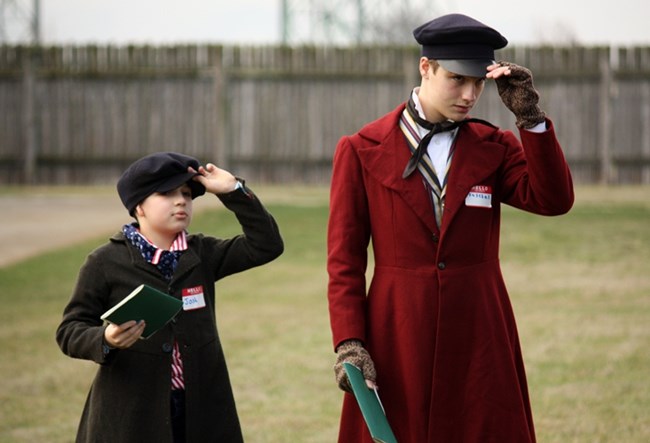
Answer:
327, 135, 371, 350
206, 185, 284, 281
56, 248, 114, 365
499, 119, 574, 215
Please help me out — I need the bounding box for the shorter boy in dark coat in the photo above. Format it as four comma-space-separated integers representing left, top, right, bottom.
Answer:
56, 152, 284, 443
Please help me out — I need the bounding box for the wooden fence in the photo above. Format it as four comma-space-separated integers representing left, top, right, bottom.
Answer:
1, 44, 649, 185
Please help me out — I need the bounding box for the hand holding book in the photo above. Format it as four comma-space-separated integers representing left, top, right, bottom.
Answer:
104, 319, 147, 349
101, 284, 183, 340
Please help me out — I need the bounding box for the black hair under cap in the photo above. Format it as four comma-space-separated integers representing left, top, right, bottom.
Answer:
117, 152, 206, 216
413, 13, 508, 77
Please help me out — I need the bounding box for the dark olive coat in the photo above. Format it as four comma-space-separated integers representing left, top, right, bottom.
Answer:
57, 188, 283, 443
328, 104, 574, 442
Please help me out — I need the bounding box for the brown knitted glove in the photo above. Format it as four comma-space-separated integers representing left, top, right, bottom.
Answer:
333, 340, 377, 393
495, 61, 546, 129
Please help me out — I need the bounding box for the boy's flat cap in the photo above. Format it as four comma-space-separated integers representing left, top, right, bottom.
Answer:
413, 13, 508, 77
117, 152, 206, 215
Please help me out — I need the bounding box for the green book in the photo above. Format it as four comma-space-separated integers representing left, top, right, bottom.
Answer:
343, 362, 398, 443
100, 284, 183, 339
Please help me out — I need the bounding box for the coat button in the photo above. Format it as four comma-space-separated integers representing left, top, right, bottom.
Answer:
437, 262, 446, 270
432, 234, 439, 243
162, 343, 173, 353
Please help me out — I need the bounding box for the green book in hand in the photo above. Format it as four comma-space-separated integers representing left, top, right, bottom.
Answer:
100, 284, 183, 339
343, 362, 398, 443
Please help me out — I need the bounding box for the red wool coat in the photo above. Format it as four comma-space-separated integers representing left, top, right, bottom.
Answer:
327, 104, 574, 443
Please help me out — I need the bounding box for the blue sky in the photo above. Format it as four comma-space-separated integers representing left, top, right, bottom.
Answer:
35, 0, 649, 46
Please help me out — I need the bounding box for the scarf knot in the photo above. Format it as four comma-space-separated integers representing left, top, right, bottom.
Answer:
122, 223, 185, 280
402, 98, 495, 178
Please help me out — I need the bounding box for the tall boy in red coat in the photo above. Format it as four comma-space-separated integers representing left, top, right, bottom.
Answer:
327, 13, 574, 442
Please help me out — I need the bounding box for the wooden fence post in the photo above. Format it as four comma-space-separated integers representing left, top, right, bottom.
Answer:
21, 47, 37, 184
402, 49, 418, 93
213, 45, 229, 170
598, 49, 614, 185
642, 82, 650, 184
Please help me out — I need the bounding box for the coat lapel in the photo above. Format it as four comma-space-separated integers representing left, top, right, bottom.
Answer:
356, 110, 439, 235
441, 125, 506, 232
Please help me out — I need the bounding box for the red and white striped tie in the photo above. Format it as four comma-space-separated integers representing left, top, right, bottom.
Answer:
171, 340, 185, 390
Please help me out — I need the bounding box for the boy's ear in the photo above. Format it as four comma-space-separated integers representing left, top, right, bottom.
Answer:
419, 57, 431, 78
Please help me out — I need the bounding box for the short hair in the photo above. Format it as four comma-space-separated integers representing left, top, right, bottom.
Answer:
427, 59, 440, 72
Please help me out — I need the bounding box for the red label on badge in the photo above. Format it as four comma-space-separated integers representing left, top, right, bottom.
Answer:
470, 185, 491, 193
182, 285, 203, 296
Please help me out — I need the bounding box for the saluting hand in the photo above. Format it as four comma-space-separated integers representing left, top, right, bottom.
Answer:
487, 61, 546, 129
189, 163, 238, 195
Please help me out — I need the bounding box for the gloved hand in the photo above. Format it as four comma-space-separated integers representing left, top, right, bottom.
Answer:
333, 339, 377, 393
494, 61, 546, 129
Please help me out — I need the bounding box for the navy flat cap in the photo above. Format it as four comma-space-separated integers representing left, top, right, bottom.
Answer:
413, 13, 508, 77
117, 152, 206, 216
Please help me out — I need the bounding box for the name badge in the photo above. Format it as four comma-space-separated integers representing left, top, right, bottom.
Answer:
182, 285, 206, 311
465, 185, 492, 208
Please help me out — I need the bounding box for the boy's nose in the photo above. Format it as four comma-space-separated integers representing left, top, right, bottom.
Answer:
462, 84, 478, 102
173, 192, 187, 204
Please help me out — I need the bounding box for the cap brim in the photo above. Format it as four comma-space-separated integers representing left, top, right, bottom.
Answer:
156, 172, 206, 199
438, 59, 494, 78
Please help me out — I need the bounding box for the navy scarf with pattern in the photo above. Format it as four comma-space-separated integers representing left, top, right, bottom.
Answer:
122, 223, 183, 280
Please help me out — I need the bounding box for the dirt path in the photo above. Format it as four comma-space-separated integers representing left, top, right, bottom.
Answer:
0, 187, 213, 268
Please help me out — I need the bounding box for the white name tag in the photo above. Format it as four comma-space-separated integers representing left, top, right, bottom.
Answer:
465, 185, 492, 208
182, 285, 206, 311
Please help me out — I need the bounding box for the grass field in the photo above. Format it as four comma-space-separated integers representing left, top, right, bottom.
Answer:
0, 186, 648, 442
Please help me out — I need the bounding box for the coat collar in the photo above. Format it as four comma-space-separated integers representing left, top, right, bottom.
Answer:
111, 231, 202, 282
355, 104, 505, 235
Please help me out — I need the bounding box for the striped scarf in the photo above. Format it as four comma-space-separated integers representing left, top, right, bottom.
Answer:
399, 97, 495, 227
